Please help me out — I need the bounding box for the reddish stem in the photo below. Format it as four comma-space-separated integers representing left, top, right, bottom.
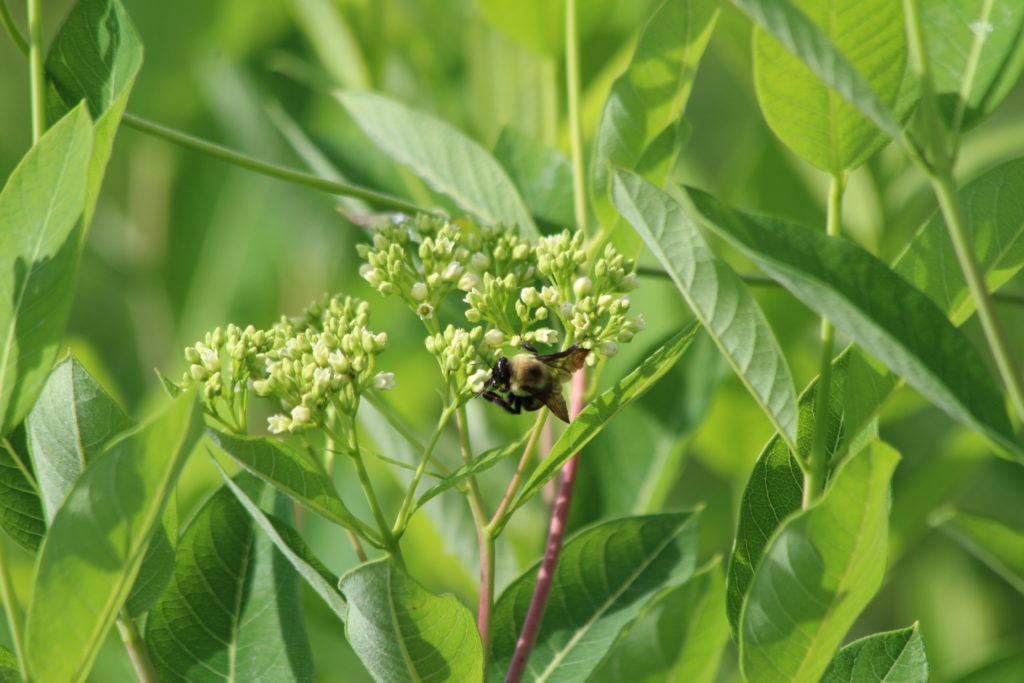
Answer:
503, 369, 586, 683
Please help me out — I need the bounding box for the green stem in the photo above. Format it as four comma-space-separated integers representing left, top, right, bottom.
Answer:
804, 174, 844, 506
116, 615, 159, 683
120, 113, 432, 215
347, 418, 405, 568
392, 404, 456, 535
453, 406, 494, 669
486, 411, 547, 533
565, 0, 587, 234
0, 0, 28, 56
0, 540, 25, 676
903, 0, 1024, 423
26, 0, 44, 142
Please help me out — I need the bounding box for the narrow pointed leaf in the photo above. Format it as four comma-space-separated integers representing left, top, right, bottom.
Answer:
46, 0, 143, 222
491, 512, 700, 682
0, 104, 93, 435
24, 395, 202, 683
146, 474, 313, 682
506, 322, 699, 521
740, 442, 900, 682
688, 187, 1018, 455
591, 559, 728, 683
821, 624, 928, 683
337, 92, 537, 238
895, 158, 1024, 326
215, 458, 346, 620
923, 0, 1024, 131
592, 0, 718, 236
26, 355, 134, 523
934, 508, 1024, 594
613, 169, 798, 450
753, 0, 908, 172
415, 436, 528, 511
729, 0, 903, 142
208, 428, 372, 539
341, 558, 484, 683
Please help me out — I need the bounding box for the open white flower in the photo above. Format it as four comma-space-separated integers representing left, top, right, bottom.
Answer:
267, 414, 291, 434
372, 371, 396, 391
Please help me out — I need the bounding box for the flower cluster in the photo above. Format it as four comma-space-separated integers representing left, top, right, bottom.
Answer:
424, 325, 496, 400
357, 214, 470, 321
178, 294, 393, 435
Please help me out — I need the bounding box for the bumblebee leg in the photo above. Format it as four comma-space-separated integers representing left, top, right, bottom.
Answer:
521, 341, 539, 354
480, 391, 521, 415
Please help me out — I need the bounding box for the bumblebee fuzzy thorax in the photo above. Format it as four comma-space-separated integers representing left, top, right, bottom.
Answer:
507, 354, 553, 396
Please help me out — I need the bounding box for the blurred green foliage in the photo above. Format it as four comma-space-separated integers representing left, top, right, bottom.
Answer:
2, 0, 1024, 680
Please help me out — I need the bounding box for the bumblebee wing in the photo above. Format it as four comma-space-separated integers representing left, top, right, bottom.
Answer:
538, 383, 570, 423
534, 346, 589, 384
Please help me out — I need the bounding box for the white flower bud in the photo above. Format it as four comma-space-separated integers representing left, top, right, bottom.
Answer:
267, 414, 291, 434
559, 301, 574, 318
621, 272, 639, 290
534, 328, 558, 345
442, 261, 464, 281
633, 314, 647, 331
361, 266, 382, 287
520, 287, 541, 307
467, 369, 491, 394
599, 340, 619, 357
485, 329, 505, 346
313, 367, 332, 383
540, 286, 559, 305
291, 404, 312, 424
465, 308, 482, 323
378, 282, 394, 295
372, 372, 396, 391
457, 273, 481, 291
374, 332, 388, 352
512, 244, 530, 260
573, 277, 592, 298
189, 364, 209, 381
471, 252, 491, 270
427, 273, 442, 289
411, 281, 429, 301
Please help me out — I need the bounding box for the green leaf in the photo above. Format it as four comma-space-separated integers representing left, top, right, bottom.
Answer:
337, 92, 538, 238
505, 322, 699, 522
25, 354, 134, 523
923, 0, 1024, 132
341, 557, 484, 683
0, 644, 19, 682
821, 624, 928, 683
493, 127, 575, 231
0, 104, 93, 435
24, 394, 202, 683
726, 347, 891, 635
0, 428, 45, 552
145, 473, 314, 682
895, 157, 1024, 326
729, 0, 903, 142
414, 432, 530, 511
739, 441, 900, 682
591, 558, 728, 683
688, 187, 1018, 455
613, 169, 798, 451
208, 428, 373, 539
753, 0, 907, 172
952, 646, 1024, 683
124, 500, 177, 617
490, 512, 700, 682
290, 0, 370, 89
934, 508, 1024, 594
46, 0, 144, 222
592, 0, 718, 237
214, 458, 347, 621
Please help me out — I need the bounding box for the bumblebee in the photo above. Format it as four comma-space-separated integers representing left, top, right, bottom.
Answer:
479, 343, 589, 423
